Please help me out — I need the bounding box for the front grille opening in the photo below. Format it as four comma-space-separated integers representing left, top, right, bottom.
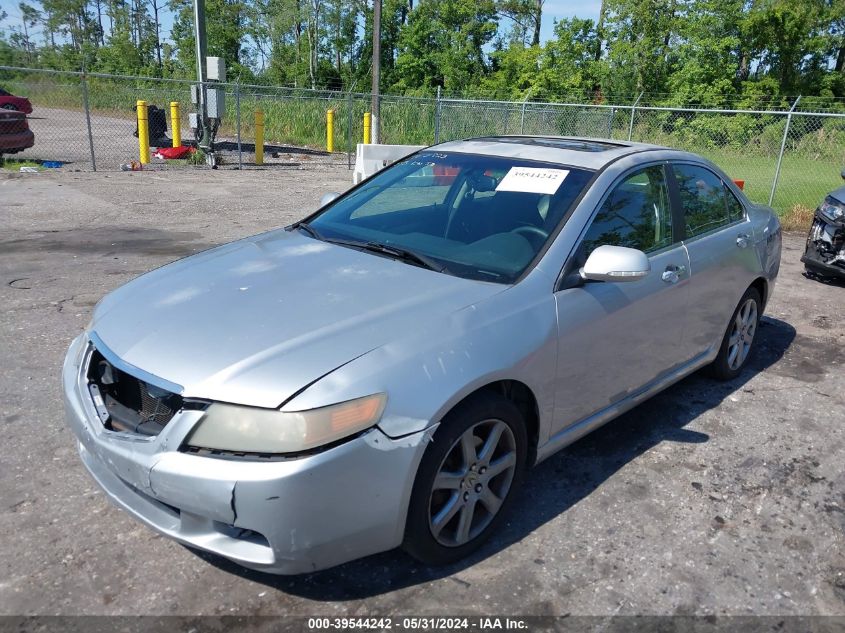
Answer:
213, 522, 271, 548
86, 348, 183, 436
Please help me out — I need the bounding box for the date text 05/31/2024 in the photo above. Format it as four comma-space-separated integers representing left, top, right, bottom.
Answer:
306, 617, 529, 630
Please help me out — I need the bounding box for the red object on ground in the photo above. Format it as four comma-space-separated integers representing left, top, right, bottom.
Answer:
433, 164, 460, 185
733, 179, 745, 190
154, 146, 195, 160
0, 88, 33, 115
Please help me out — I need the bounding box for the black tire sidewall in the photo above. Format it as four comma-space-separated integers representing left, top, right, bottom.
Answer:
403, 391, 528, 566
709, 287, 762, 381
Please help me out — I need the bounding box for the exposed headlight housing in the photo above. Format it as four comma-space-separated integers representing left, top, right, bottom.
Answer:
184, 393, 387, 454
819, 197, 845, 223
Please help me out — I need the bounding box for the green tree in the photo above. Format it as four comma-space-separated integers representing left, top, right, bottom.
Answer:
393, 0, 498, 93
601, 0, 681, 96
483, 17, 602, 100
168, 0, 246, 77
745, 0, 829, 94
665, 0, 746, 106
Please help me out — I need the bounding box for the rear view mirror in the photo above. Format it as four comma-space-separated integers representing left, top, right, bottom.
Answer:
469, 173, 497, 192
580, 245, 650, 282
320, 192, 341, 207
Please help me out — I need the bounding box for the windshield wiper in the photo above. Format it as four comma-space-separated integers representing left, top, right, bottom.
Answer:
290, 221, 323, 241
324, 238, 447, 273
290, 225, 447, 273
360, 242, 448, 273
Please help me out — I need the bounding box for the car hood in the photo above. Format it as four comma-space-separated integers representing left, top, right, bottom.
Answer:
91, 229, 504, 408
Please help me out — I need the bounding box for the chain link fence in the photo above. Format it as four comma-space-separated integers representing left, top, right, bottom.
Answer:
2, 65, 844, 215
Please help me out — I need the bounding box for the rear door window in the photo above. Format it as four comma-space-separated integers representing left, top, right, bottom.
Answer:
725, 185, 745, 222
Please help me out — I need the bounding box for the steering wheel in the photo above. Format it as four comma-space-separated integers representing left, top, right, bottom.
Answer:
511, 225, 549, 250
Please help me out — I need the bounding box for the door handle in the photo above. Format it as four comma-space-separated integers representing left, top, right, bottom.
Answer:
736, 233, 751, 248
661, 264, 686, 284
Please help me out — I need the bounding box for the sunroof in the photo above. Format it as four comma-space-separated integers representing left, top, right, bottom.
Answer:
475, 137, 626, 152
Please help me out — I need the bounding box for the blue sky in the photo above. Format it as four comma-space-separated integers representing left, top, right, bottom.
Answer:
539, 0, 602, 42
0, 0, 603, 53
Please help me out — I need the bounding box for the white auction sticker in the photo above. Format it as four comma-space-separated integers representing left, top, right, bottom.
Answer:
495, 167, 570, 195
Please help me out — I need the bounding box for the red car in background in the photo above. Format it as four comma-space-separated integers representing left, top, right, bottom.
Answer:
0, 110, 35, 155
0, 88, 34, 114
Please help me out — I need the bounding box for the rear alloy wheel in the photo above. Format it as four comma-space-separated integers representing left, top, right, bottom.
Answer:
708, 287, 761, 380
404, 392, 527, 565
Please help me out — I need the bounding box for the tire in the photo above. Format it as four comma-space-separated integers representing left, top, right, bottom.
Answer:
707, 287, 762, 381
803, 265, 820, 280
403, 391, 527, 566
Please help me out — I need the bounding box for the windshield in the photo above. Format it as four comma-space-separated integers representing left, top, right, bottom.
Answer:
305, 152, 593, 283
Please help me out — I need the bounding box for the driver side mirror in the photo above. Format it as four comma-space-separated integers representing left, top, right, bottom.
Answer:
580, 245, 650, 282
841, 168, 845, 181
320, 192, 341, 207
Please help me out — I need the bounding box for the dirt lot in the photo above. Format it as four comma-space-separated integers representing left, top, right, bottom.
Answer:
12, 107, 347, 170
0, 167, 843, 617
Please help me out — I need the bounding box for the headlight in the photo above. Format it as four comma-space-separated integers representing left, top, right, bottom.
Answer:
819, 197, 845, 223
184, 393, 387, 454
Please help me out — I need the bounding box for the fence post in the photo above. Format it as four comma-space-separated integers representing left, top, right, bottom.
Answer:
628, 91, 643, 142
434, 86, 442, 144
520, 89, 533, 135
80, 71, 96, 171
347, 92, 353, 170
236, 80, 242, 170
769, 96, 801, 207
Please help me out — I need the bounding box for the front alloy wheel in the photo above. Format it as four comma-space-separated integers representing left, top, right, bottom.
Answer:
404, 392, 527, 565
429, 419, 517, 547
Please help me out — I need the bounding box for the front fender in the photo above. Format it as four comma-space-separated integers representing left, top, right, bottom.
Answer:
282, 272, 559, 443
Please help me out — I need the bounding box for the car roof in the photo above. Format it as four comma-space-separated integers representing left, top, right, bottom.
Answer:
432, 136, 669, 171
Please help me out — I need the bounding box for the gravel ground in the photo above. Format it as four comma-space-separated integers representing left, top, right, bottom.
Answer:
12, 107, 346, 170
0, 167, 843, 617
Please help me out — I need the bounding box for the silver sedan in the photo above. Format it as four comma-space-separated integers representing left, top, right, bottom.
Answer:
62, 136, 782, 573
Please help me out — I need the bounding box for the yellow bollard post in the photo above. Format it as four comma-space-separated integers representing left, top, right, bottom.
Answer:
170, 101, 181, 148
326, 109, 334, 153
136, 100, 150, 164
363, 112, 371, 144
255, 110, 264, 165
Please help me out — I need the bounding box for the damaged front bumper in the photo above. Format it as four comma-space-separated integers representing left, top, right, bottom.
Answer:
62, 333, 430, 574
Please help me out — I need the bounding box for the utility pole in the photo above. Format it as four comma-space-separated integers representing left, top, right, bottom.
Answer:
371, 0, 381, 144
193, 0, 211, 151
